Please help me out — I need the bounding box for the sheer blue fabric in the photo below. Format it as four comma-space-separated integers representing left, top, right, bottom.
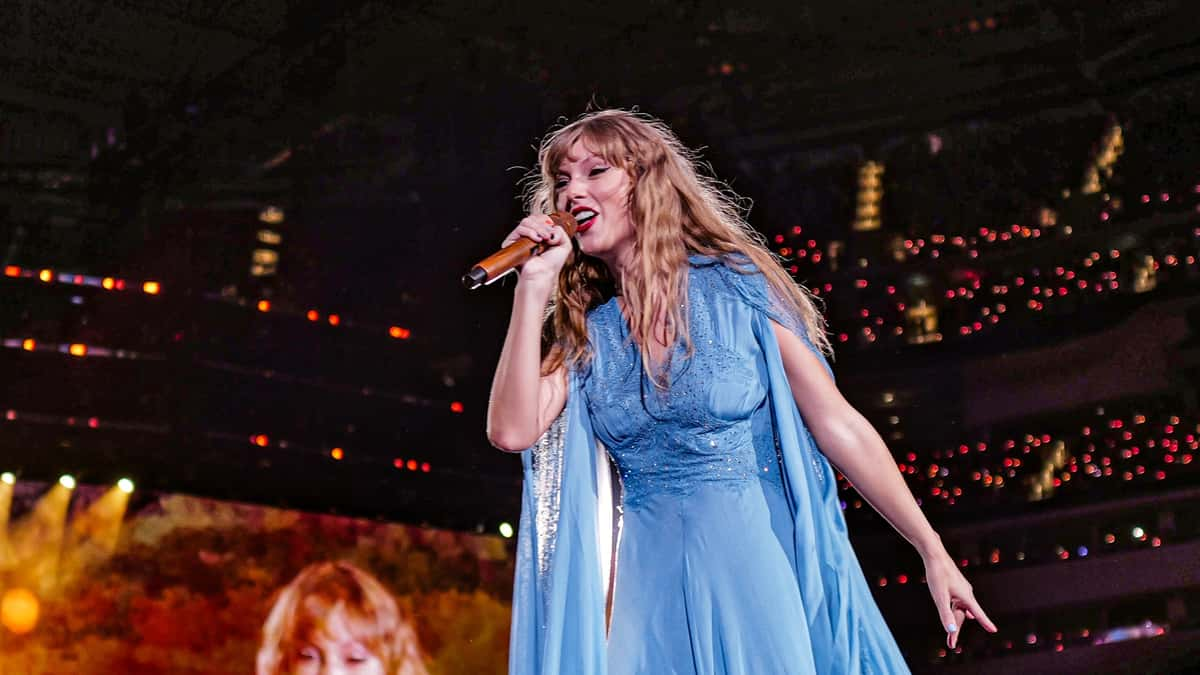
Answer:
509, 255, 911, 674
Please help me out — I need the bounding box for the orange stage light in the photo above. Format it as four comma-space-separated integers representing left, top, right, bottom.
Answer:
1, 588, 39, 635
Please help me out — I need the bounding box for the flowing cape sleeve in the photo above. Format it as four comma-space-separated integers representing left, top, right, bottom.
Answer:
508, 373, 609, 675
711, 258, 911, 674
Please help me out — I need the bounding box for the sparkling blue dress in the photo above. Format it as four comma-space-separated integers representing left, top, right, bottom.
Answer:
508, 255, 911, 675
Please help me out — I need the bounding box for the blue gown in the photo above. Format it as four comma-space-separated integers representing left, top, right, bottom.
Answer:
508, 255, 911, 675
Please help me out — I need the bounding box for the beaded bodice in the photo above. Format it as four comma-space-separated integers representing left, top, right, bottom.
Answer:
581, 258, 787, 508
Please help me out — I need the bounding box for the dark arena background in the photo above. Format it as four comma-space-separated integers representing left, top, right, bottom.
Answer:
2, 1, 1200, 673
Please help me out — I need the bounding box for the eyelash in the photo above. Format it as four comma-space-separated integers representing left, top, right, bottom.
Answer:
296, 653, 369, 664
555, 167, 609, 188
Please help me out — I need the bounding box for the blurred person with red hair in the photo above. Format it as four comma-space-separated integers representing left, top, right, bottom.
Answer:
256, 561, 428, 675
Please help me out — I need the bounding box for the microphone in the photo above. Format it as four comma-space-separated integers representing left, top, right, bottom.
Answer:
461, 212, 579, 290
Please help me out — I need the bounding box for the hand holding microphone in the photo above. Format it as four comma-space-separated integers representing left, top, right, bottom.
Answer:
462, 212, 578, 289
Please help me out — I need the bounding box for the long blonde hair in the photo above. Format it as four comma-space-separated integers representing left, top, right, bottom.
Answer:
525, 109, 831, 384
256, 561, 428, 675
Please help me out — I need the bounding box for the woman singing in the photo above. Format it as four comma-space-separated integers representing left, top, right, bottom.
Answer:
487, 109, 996, 674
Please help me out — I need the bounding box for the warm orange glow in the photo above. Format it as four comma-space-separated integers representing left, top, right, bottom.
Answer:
331, 447, 345, 460
389, 326, 411, 339
142, 281, 161, 295
450, 401, 464, 413
39, 269, 53, 283
406, 459, 418, 471
259, 205, 285, 224
327, 314, 341, 326
4, 265, 19, 277
306, 309, 319, 322
1, 588, 39, 634
257, 300, 271, 312
21, 339, 35, 352
101, 277, 115, 290
68, 344, 87, 357
251, 434, 269, 447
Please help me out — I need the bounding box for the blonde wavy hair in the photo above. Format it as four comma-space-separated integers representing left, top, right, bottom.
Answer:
525, 109, 831, 384
256, 561, 428, 675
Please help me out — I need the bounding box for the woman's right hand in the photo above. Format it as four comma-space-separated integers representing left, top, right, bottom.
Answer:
501, 214, 573, 288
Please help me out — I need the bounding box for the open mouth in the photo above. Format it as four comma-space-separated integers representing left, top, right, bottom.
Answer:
573, 209, 597, 233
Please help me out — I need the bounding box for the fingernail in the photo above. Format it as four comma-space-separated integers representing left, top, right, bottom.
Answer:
947, 623, 957, 633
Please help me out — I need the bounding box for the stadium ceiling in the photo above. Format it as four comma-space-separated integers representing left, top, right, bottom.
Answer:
1, 0, 1197, 160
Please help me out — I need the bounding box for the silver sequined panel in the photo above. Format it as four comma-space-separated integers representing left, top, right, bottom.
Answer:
530, 406, 568, 596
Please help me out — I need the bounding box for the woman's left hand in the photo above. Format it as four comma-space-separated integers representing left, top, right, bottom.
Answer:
923, 551, 998, 649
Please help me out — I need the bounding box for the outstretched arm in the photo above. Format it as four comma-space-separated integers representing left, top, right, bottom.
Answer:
771, 321, 998, 649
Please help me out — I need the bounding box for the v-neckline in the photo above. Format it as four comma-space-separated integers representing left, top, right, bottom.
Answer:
614, 296, 676, 372
602, 258, 719, 375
